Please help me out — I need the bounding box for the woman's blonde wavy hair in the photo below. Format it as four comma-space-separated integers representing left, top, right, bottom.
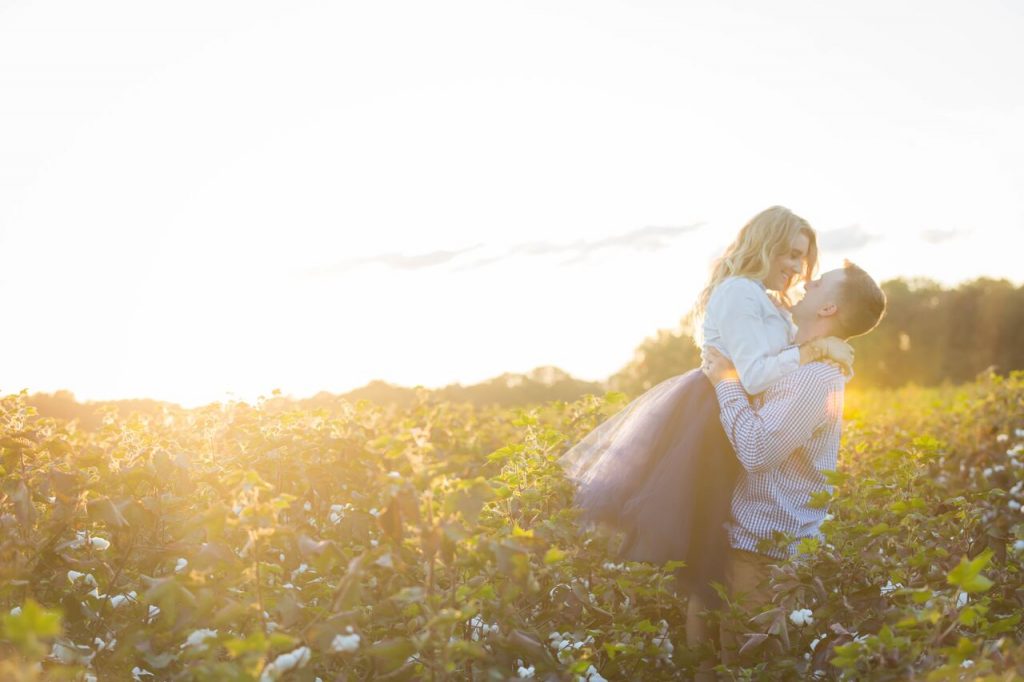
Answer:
692, 205, 817, 341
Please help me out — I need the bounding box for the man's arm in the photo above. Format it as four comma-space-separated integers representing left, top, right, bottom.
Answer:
704, 349, 834, 474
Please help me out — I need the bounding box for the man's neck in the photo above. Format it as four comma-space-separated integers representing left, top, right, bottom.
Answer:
794, 319, 830, 345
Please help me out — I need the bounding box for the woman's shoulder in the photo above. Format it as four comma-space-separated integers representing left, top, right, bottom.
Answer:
708, 276, 768, 307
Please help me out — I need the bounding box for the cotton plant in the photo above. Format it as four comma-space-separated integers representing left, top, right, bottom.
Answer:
260, 646, 311, 682
652, 619, 674, 664
514, 658, 536, 678
880, 579, 904, 596
789, 608, 814, 627
576, 664, 608, 682
468, 615, 500, 642
180, 628, 218, 651
547, 630, 594, 664
65, 531, 111, 551
331, 626, 360, 653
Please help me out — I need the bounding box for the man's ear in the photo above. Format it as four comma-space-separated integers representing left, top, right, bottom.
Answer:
818, 302, 838, 318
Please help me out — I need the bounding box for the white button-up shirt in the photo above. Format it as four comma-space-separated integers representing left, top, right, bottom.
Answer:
701, 276, 800, 395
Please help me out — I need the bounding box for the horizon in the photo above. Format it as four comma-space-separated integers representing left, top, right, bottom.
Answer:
12, 272, 1021, 409
2, 1, 1022, 407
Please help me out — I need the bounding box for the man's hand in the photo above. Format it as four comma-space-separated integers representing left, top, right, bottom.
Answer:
799, 336, 854, 376
702, 347, 738, 386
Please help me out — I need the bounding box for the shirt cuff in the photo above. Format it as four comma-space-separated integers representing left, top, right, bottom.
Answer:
780, 344, 801, 372
714, 379, 746, 405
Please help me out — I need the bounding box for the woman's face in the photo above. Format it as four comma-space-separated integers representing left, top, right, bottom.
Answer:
764, 231, 810, 293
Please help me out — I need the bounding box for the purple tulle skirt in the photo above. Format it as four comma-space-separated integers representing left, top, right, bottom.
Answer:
558, 369, 739, 606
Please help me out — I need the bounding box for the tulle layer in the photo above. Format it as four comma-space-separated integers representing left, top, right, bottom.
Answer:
558, 369, 739, 603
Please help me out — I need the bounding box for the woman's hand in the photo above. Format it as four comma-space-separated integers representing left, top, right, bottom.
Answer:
702, 347, 738, 386
799, 336, 854, 375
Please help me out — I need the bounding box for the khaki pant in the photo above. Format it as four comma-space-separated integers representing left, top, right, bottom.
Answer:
686, 548, 777, 678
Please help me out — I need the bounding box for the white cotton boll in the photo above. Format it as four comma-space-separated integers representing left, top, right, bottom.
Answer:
131, 667, 154, 680
50, 641, 95, 666
370, 539, 379, 547
89, 537, 111, 550
653, 621, 673, 659
84, 674, 98, 682
369, 508, 380, 517
956, 591, 969, 608
517, 664, 536, 678
982, 467, 994, 478
10, 606, 22, 616
181, 628, 218, 650
789, 608, 814, 626
147, 605, 161, 623
1013, 540, 1024, 552
303, 501, 312, 511
387, 471, 401, 479
997, 434, 1009, 443
260, 646, 311, 681
109, 591, 137, 608
49, 642, 76, 664
880, 580, 903, 596
67, 570, 98, 587
375, 553, 393, 569
961, 659, 975, 668
174, 558, 188, 573
1010, 500, 1021, 511
331, 633, 361, 652
584, 665, 608, 682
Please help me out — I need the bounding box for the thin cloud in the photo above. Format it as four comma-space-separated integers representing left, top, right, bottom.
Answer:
306, 244, 483, 277
309, 223, 703, 276
460, 223, 703, 270
818, 224, 880, 251
920, 228, 968, 244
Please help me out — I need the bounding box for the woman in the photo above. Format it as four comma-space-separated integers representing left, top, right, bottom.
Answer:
557, 206, 851, 655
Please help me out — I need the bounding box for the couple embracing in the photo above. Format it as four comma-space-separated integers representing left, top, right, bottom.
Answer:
559, 205, 887, 676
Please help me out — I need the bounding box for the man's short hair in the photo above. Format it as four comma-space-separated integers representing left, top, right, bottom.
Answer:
834, 260, 886, 339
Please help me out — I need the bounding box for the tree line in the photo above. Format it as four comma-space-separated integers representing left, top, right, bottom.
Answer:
609, 276, 1024, 395
22, 277, 1024, 422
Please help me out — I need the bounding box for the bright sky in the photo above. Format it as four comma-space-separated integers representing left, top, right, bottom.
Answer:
2, 0, 1022, 406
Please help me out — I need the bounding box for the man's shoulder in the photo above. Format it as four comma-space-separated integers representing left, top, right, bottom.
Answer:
774, 362, 846, 393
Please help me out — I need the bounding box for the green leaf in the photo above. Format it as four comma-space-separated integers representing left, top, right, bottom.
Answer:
947, 548, 995, 594
366, 637, 417, 674
958, 604, 989, 627
807, 490, 832, 509
543, 547, 567, 564
87, 496, 129, 529
1, 599, 62, 659
821, 469, 849, 486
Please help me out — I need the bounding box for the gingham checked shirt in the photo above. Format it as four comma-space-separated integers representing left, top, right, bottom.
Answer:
714, 362, 847, 559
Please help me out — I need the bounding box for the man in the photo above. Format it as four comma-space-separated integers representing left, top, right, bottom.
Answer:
700, 260, 887, 674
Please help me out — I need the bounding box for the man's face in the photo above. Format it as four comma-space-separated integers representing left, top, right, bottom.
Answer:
791, 268, 847, 325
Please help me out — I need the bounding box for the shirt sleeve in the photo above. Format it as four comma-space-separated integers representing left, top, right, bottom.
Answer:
714, 370, 834, 475
708, 281, 800, 394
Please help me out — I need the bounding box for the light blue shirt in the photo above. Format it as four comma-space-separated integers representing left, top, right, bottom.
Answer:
701, 276, 800, 395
